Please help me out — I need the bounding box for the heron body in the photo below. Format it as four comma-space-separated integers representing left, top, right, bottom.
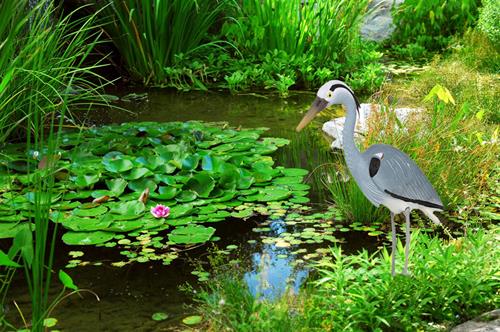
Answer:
296, 80, 443, 276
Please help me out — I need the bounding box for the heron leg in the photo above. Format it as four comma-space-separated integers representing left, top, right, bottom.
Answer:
403, 208, 411, 275
390, 212, 396, 276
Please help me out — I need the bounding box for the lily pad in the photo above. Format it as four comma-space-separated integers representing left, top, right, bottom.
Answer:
168, 225, 215, 244
62, 231, 115, 245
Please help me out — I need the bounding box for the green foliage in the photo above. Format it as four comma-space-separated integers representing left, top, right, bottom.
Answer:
477, 0, 500, 46
101, 0, 384, 94
194, 267, 297, 332
197, 229, 499, 331
390, 0, 481, 56
223, 0, 368, 63
0, 121, 310, 266
455, 30, 500, 73
373, 39, 499, 211
0, 0, 108, 144
307, 229, 499, 330
101, 0, 232, 85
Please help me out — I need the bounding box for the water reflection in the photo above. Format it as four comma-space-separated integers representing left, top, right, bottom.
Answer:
244, 218, 309, 300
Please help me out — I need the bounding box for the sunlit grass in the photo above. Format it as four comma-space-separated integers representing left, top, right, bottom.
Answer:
367, 32, 499, 211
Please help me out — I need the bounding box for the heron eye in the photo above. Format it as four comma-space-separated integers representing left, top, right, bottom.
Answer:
327, 92, 333, 99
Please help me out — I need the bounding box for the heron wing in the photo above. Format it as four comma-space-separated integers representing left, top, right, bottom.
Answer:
363, 144, 443, 210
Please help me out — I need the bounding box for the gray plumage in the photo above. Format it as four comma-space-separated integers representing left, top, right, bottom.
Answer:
296, 80, 444, 276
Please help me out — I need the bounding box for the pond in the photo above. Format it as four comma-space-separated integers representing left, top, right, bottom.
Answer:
5, 89, 381, 331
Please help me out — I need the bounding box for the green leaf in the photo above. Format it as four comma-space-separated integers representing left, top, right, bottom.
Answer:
103, 158, 134, 173
43, 318, 58, 328
109, 201, 145, 216
73, 205, 108, 217
9, 226, 33, 267
73, 173, 100, 188
182, 315, 203, 325
168, 225, 215, 244
151, 186, 178, 200
0, 250, 21, 268
152, 312, 169, 321
181, 154, 200, 170
58, 270, 78, 290
106, 178, 128, 196
186, 172, 215, 198
128, 178, 157, 192
122, 167, 153, 180
62, 231, 115, 245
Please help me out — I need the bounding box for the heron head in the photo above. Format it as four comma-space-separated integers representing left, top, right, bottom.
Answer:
296, 80, 360, 132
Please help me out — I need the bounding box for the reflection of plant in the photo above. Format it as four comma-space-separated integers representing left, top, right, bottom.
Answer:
197, 229, 499, 331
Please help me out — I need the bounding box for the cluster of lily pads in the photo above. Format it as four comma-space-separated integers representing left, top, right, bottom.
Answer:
0, 121, 311, 266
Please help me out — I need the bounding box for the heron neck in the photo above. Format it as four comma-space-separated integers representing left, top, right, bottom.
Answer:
341, 99, 383, 207
342, 100, 362, 165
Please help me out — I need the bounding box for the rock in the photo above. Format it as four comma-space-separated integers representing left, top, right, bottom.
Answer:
321, 103, 422, 150
451, 310, 500, 332
360, 0, 404, 42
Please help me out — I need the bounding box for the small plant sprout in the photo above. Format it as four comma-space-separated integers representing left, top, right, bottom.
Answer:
151, 204, 170, 218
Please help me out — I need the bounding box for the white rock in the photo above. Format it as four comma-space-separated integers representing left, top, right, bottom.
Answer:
322, 103, 422, 150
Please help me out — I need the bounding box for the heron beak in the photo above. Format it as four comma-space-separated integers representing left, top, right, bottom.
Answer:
296, 97, 329, 132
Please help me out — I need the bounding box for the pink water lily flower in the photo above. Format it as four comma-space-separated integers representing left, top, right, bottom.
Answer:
150, 204, 170, 218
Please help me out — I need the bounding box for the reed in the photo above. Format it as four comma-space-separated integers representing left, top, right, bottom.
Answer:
0, 0, 108, 144
0, 1, 106, 329
223, 0, 369, 64
101, 0, 233, 85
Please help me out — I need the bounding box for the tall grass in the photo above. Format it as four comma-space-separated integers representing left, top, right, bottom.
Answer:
371, 49, 499, 210
196, 228, 499, 331
101, 0, 232, 85
0, 1, 105, 329
0, 1, 108, 144
224, 0, 369, 64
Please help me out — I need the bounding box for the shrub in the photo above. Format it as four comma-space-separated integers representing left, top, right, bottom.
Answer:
390, 0, 481, 54
477, 0, 500, 46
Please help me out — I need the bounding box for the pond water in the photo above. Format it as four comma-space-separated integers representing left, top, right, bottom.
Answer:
6, 89, 380, 331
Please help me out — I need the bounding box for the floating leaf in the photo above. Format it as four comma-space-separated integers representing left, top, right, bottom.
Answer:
152, 312, 169, 321
182, 315, 202, 325
168, 225, 215, 244
62, 231, 115, 245
186, 172, 215, 198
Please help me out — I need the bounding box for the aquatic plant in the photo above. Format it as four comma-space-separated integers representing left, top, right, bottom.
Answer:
223, 0, 369, 65
100, 0, 232, 85
0, 1, 108, 330
196, 228, 499, 331
0, 0, 109, 144
0, 121, 310, 267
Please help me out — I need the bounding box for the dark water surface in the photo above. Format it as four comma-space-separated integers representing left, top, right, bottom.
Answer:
6, 89, 378, 331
